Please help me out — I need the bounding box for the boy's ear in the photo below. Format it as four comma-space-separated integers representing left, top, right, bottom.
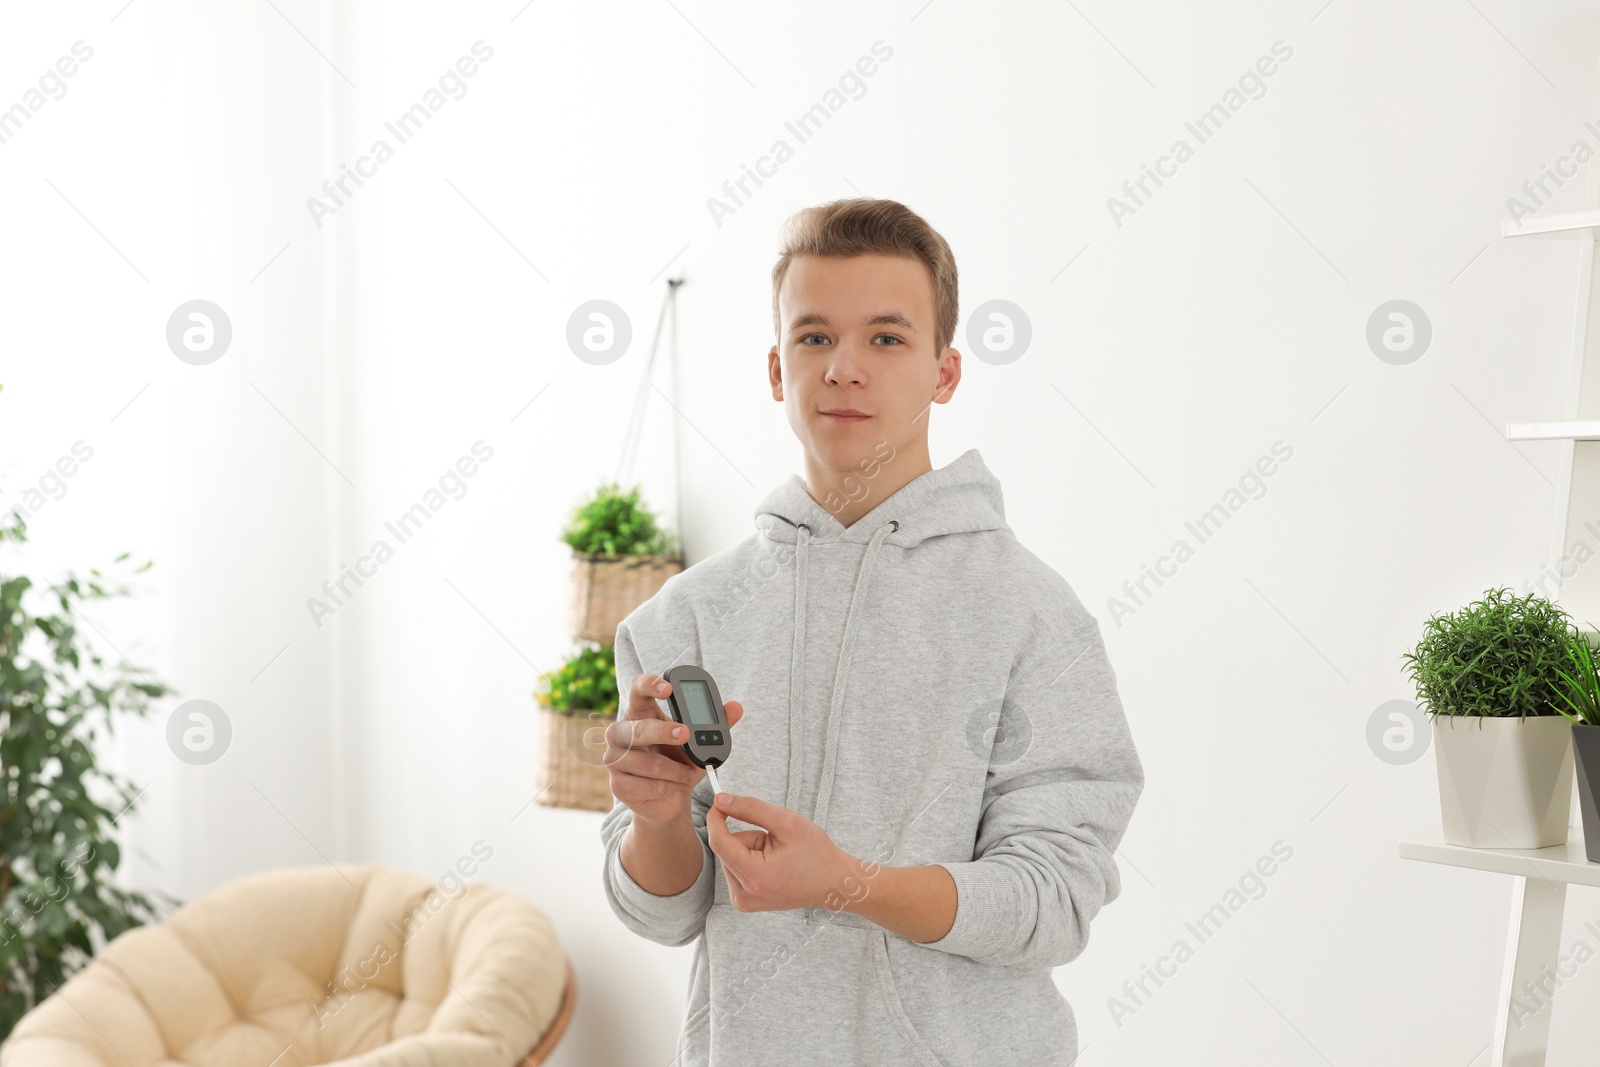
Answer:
769, 346, 783, 400
933, 347, 961, 404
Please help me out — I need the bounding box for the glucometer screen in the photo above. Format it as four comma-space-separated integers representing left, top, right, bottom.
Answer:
679, 679, 719, 725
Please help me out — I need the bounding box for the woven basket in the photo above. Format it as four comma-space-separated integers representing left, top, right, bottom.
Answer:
535, 701, 616, 813
568, 553, 684, 644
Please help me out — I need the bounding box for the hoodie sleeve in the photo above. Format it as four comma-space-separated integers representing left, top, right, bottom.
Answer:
924, 613, 1144, 969
598, 620, 718, 947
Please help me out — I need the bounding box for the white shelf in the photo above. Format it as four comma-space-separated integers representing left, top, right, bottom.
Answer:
1401, 823, 1600, 1063
1506, 420, 1600, 441
1503, 209, 1600, 238
1400, 824, 1600, 888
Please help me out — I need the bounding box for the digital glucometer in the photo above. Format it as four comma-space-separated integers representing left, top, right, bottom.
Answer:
662, 664, 732, 795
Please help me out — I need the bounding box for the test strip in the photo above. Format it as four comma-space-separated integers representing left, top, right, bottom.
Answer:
706, 764, 723, 798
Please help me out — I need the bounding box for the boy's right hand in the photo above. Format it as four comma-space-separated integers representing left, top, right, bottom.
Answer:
604, 672, 744, 827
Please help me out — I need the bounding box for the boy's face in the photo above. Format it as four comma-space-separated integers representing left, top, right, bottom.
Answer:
768, 253, 960, 474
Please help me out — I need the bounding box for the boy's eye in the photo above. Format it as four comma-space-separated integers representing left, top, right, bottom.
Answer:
796, 333, 904, 346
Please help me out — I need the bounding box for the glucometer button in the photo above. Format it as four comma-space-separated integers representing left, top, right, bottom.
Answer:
695, 731, 722, 745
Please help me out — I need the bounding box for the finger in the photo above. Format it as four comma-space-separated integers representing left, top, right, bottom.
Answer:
610, 772, 681, 809
706, 802, 732, 849
727, 829, 768, 850
713, 793, 793, 834
609, 747, 697, 787
626, 673, 672, 720
724, 699, 745, 729
706, 805, 752, 882
609, 761, 688, 809
610, 715, 691, 752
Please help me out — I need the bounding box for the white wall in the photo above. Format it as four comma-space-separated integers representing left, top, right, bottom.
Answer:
5, 0, 1600, 1062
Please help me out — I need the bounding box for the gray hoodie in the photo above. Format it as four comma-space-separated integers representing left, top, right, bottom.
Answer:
599, 447, 1144, 1065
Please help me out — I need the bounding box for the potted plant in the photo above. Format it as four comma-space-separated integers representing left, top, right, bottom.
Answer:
0, 507, 176, 1032
533, 644, 620, 813
1552, 623, 1600, 861
1402, 587, 1577, 849
563, 482, 682, 645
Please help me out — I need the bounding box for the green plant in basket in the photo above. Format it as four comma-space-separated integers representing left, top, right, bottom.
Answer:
535, 644, 619, 716
1554, 623, 1600, 727
561, 482, 679, 558
1401, 586, 1577, 721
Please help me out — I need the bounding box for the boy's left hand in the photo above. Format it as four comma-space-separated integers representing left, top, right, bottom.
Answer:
706, 792, 862, 913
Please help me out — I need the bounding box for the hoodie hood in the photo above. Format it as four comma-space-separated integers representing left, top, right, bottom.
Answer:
751, 447, 1009, 549
750, 447, 1011, 824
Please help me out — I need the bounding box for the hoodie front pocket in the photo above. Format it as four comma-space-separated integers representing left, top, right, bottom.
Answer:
870, 930, 948, 1067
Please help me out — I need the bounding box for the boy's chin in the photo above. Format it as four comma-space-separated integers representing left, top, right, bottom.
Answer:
809, 431, 889, 468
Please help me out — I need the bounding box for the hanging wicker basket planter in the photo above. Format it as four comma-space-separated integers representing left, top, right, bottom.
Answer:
568, 553, 684, 644
535, 700, 617, 814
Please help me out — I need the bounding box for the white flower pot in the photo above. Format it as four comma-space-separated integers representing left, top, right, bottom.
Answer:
1433, 715, 1573, 849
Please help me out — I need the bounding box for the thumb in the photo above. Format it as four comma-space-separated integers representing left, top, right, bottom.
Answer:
713, 792, 792, 833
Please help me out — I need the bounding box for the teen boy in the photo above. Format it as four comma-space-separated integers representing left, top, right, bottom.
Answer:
599, 198, 1144, 1065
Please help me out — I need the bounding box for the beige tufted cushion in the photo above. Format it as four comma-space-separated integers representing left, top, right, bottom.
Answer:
0, 864, 571, 1067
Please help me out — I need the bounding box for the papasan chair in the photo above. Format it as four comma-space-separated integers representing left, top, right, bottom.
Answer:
0, 863, 575, 1067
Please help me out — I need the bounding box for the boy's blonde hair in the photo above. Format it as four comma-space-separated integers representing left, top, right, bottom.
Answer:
771, 198, 959, 356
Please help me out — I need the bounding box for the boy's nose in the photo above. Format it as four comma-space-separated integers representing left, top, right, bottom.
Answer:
825, 357, 866, 384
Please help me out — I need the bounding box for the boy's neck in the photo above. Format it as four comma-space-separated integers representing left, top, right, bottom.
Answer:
803, 438, 933, 529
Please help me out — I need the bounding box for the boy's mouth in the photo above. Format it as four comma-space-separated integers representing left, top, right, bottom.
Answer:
820, 408, 872, 422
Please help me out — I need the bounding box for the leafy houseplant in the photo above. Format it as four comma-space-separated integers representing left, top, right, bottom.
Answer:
534, 644, 619, 717
564, 482, 683, 646
1403, 587, 1578, 849
562, 483, 679, 559
1553, 626, 1600, 727
0, 508, 174, 1034
533, 644, 620, 814
1402, 587, 1577, 722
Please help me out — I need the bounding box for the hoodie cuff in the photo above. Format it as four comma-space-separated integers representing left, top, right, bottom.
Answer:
923, 860, 1024, 962
608, 829, 715, 919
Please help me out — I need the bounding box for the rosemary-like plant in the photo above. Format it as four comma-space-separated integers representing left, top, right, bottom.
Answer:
1401, 587, 1576, 720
